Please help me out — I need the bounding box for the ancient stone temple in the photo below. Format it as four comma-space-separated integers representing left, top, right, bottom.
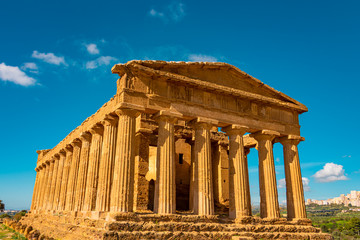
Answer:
19, 61, 331, 239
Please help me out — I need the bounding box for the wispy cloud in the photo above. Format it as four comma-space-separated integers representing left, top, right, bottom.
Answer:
0, 62, 36, 86
313, 163, 349, 183
188, 54, 217, 62
149, 1, 185, 23
21, 62, 39, 74
278, 177, 310, 192
85, 56, 118, 70
342, 155, 351, 158
85, 43, 100, 55
32, 51, 66, 66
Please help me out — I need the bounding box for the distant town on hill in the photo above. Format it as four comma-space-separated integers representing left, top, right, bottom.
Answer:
307, 190, 360, 206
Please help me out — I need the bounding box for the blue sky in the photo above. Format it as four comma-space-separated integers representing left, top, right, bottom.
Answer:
0, 0, 359, 210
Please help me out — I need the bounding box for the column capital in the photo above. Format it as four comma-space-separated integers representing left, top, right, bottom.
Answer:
222, 124, 249, 136
89, 124, 104, 135
42, 163, 47, 168
278, 135, 305, 146
80, 131, 92, 143
102, 114, 118, 126
136, 127, 153, 135
65, 144, 73, 152
190, 117, 218, 130
115, 102, 145, 117
154, 110, 182, 123
70, 138, 82, 148
59, 149, 66, 156
250, 130, 280, 141
54, 153, 60, 160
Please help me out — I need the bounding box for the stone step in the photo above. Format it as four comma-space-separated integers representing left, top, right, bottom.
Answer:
107, 221, 320, 233
108, 230, 332, 240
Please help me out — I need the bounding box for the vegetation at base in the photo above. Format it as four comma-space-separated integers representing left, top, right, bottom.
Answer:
306, 203, 360, 239
0, 210, 27, 222
0, 224, 27, 240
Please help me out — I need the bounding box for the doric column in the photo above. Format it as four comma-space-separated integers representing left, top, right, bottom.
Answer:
133, 128, 152, 211
38, 163, 49, 210
74, 132, 92, 212
65, 139, 82, 211
30, 167, 41, 211
44, 158, 55, 211
110, 107, 142, 213
48, 154, 60, 210
53, 150, 66, 211
192, 117, 218, 216
153, 111, 181, 214
58, 145, 73, 211
185, 138, 195, 212
96, 115, 118, 212
223, 125, 251, 219
83, 125, 103, 212
251, 130, 280, 219
279, 135, 307, 220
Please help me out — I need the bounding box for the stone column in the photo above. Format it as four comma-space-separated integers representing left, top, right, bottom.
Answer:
110, 108, 141, 213
251, 130, 280, 219
49, 155, 61, 210
96, 115, 118, 212
279, 135, 307, 220
133, 128, 152, 211
185, 138, 195, 212
53, 150, 66, 211
65, 139, 82, 211
74, 132, 92, 212
153, 111, 181, 214
30, 167, 41, 211
223, 125, 251, 219
192, 117, 218, 216
83, 125, 103, 212
44, 158, 55, 211
38, 163, 49, 211
58, 145, 73, 211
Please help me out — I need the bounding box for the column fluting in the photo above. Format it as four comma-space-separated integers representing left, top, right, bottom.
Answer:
251, 130, 280, 219
74, 132, 92, 212
44, 159, 55, 211
193, 117, 218, 216
83, 125, 103, 212
95, 115, 118, 212
30, 167, 41, 211
65, 139, 82, 211
38, 163, 49, 210
58, 145, 73, 211
110, 108, 139, 213
153, 111, 180, 214
224, 125, 252, 219
52, 150, 66, 211
280, 135, 307, 220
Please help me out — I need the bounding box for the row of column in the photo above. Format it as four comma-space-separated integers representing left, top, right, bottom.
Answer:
31, 110, 306, 220
31, 106, 141, 214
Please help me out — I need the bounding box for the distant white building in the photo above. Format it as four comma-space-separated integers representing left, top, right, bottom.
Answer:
306, 190, 360, 207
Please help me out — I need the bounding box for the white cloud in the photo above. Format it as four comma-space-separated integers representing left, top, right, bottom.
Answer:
32, 51, 66, 65
149, 9, 165, 18
85, 43, 100, 55
85, 56, 118, 70
302, 177, 310, 192
313, 163, 349, 183
276, 157, 281, 163
149, 1, 185, 22
21, 62, 38, 73
278, 178, 286, 189
278, 177, 310, 192
188, 54, 218, 62
0, 62, 36, 86
168, 1, 185, 22
342, 155, 351, 158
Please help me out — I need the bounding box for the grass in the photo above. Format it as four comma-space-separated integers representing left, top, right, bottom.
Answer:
0, 224, 26, 240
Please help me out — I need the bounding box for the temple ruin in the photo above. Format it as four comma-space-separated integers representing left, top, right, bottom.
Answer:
18, 61, 332, 239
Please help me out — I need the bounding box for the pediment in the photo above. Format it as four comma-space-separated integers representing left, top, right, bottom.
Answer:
112, 60, 308, 113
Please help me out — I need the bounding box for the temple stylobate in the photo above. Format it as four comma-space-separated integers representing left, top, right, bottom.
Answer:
20, 61, 331, 240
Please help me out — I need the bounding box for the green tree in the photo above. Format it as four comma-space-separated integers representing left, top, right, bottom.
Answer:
13, 210, 27, 221
0, 213, 11, 218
